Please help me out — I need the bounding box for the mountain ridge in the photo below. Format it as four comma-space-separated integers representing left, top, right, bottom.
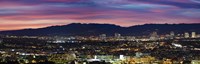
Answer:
0, 23, 200, 36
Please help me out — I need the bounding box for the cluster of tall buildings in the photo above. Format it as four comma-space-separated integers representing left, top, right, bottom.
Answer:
150, 31, 198, 39
99, 33, 123, 41
184, 32, 197, 38
98, 31, 199, 41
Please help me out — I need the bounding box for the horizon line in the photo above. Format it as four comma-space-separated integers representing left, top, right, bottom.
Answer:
1, 22, 200, 31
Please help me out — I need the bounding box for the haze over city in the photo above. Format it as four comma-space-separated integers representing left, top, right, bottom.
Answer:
0, 0, 200, 31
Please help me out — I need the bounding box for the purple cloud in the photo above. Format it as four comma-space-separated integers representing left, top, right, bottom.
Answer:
0, 0, 200, 30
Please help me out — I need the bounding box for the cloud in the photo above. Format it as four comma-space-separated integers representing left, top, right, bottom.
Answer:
0, 0, 200, 30
174, 9, 200, 18
132, 0, 200, 9
191, 0, 200, 3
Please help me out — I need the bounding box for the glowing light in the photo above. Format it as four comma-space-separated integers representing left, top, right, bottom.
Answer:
172, 43, 182, 48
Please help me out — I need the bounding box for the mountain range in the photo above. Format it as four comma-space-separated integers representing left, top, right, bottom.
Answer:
0, 23, 200, 36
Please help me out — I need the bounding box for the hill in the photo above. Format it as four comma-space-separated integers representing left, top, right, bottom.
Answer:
0, 23, 200, 36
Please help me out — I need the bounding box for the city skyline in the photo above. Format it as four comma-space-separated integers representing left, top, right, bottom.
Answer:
1, 0, 200, 31
1, 0, 200, 63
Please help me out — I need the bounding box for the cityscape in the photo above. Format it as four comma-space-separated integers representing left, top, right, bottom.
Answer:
0, 28, 200, 64
1, 0, 200, 64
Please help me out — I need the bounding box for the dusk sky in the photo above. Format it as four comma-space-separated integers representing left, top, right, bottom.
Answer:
0, 0, 200, 31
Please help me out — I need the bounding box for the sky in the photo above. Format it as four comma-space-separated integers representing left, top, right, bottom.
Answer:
0, 0, 200, 31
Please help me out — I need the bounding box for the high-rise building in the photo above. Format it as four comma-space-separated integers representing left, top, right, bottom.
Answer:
169, 31, 175, 39
99, 34, 107, 40
114, 33, 121, 39
170, 31, 175, 37
184, 32, 189, 38
150, 32, 158, 40
191, 32, 196, 38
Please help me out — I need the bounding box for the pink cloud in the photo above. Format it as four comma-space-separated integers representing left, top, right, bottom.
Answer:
0, 0, 199, 31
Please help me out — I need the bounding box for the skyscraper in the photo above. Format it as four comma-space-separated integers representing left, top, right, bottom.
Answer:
170, 31, 175, 39
115, 33, 121, 38
184, 32, 189, 38
191, 32, 196, 38
150, 31, 158, 40
99, 34, 107, 41
170, 31, 175, 37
